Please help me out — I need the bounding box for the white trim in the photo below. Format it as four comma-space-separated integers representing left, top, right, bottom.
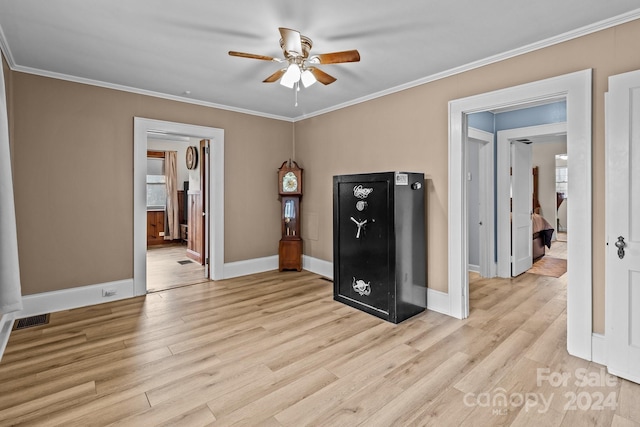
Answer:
0, 312, 17, 362
294, 10, 640, 121
302, 255, 333, 279
8, 64, 293, 123
426, 288, 450, 315
592, 333, 607, 366
449, 69, 593, 361
496, 122, 568, 277
468, 264, 480, 273
134, 118, 225, 295
1, 11, 638, 122
20, 279, 133, 318
223, 256, 278, 279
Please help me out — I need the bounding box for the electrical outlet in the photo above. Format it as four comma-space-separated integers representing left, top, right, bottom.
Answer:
102, 289, 117, 297
159, 231, 165, 236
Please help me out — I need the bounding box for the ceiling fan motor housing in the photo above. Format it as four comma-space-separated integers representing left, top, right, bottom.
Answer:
280, 34, 313, 59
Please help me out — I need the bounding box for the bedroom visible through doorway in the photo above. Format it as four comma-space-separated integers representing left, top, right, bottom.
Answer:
449, 69, 592, 361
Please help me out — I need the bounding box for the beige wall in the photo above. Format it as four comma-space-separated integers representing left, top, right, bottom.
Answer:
6, 18, 640, 333
295, 19, 640, 334
2, 54, 12, 170
10, 72, 293, 296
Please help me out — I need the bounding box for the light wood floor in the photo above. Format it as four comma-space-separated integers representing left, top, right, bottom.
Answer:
1, 269, 639, 426
146, 243, 207, 293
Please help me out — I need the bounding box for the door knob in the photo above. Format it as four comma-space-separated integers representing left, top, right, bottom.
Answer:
615, 236, 626, 259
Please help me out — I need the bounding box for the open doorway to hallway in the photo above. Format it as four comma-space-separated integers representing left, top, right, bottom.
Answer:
449, 69, 592, 360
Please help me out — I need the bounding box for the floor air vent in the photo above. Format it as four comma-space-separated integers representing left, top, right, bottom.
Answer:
13, 314, 50, 330
177, 260, 193, 265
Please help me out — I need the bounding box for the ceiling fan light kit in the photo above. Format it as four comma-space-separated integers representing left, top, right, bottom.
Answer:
280, 63, 302, 88
229, 27, 360, 103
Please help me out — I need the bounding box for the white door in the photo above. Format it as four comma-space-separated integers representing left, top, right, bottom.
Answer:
511, 141, 533, 276
606, 69, 640, 384
467, 128, 494, 278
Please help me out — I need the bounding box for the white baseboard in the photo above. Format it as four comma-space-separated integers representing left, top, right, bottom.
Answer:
0, 279, 133, 362
591, 333, 606, 365
302, 255, 333, 279
468, 264, 480, 273
0, 312, 17, 362
20, 279, 134, 318
427, 288, 450, 315
223, 255, 278, 279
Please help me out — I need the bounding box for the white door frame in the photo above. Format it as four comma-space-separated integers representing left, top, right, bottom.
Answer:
467, 127, 495, 278
448, 69, 593, 361
133, 118, 225, 296
496, 122, 568, 277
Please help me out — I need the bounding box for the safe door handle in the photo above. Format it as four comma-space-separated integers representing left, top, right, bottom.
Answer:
615, 236, 626, 259
350, 217, 367, 239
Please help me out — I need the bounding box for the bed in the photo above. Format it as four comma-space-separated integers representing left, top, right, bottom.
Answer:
531, 166, 555, 259
511, 167, 555, 260
532, 213, 554, 260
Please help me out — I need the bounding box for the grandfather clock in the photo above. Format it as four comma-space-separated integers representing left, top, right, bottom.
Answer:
278, 160, 303, 271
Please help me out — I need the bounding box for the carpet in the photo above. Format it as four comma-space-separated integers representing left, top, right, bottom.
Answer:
528, 256, 567, 278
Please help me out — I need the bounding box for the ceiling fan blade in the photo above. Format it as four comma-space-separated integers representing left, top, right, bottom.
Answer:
310, 67, 337, 85
229, 51, 277, 62
316, 50, 361, 64
279, 27, 303, 57
263, 69, 286, 83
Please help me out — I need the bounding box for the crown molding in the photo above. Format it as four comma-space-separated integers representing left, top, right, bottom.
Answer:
2, 9, 639, 123
10, 64, 294, 122
293, 9, 640, 121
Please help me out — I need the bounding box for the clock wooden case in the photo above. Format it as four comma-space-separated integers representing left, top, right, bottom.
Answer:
278, 160, 303, 271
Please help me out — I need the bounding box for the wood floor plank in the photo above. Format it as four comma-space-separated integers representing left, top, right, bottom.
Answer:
37, 392, 151, 427
0, 381, 96, 425
112, 364, 273, 426
210, 367, 338, 426
359, 352, 471, 426
0, 346, 170, 413
454, 329, 536, 395
1, 269, 639, 426
155, 405, 217, 427
274, 343, 419, 426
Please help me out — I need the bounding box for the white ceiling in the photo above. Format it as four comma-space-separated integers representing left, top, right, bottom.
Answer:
1, 1, 639, 121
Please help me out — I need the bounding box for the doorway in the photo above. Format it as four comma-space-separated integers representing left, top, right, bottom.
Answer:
133, 118, 225, 297
496, 122, 568, 277
144, 135, 208, 292
449, 69, 593, 361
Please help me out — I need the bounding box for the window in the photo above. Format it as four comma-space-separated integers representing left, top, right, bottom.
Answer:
147, 156, 166, 210
555, 154, 568, 199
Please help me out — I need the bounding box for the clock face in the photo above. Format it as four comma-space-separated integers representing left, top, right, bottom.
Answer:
282, 171, 298, 192
186, 146, 198, 170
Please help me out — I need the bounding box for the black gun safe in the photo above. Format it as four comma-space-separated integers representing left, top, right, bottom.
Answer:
333, 172, 426, 323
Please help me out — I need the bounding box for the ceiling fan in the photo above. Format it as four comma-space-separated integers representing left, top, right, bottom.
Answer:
229, 27, 360, 89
